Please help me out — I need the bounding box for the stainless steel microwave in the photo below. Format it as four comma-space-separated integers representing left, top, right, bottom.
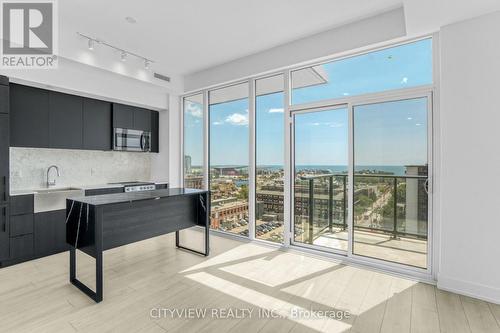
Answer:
113, 128, 151, 152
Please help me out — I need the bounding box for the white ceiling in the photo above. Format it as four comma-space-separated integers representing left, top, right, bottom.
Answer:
59, 0, 402, 77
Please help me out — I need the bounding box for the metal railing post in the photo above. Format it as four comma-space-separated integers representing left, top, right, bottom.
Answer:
328, 176, 333, 232
343, 175, 347, 230
392, 177, 398, 239
308, 178, 314, 244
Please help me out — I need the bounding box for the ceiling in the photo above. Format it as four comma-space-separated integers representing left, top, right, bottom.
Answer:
57, 0, 500, 93
59, 0, 402, 77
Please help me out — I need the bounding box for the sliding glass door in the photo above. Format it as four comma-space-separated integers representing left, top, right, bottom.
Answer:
291, 106, 349, 253
352, 97, 430, 268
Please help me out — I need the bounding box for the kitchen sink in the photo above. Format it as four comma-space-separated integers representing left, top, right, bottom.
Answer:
34, 187, 85, 213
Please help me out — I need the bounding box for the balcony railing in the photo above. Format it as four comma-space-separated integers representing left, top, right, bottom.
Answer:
295, 173, 428, 243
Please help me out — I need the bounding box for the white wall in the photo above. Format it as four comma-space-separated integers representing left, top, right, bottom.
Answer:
438, 10, 500, 303
167, 94, 182, 187
184, 7, 406, 92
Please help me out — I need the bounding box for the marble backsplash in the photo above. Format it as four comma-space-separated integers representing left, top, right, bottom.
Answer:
10, 147, 151, 190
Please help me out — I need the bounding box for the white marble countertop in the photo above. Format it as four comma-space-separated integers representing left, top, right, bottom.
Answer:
10, 180, 169, 196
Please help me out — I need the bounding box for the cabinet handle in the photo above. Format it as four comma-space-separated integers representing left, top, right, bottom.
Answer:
2, 206, 5, 232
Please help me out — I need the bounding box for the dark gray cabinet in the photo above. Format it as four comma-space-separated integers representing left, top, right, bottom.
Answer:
113, 103, 152, 131
9, 83, 159, 153
10, 234, 33, 259
133, 108, 151, 131
0, 205, 9, 261
9, 194, 33, 215
0, 114, 9, 204
113, 103, 134, 129
4, 194, 33, 264
49, 91, 83, 149
34, 210, 68, 256
151, 111, 159, 153
0, 85, 9, 114
83, 98, 112, 150
10, 84, 50, 148
10, 214, 34, 237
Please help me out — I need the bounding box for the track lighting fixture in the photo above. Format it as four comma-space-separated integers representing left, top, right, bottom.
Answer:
77, 32, 154, 69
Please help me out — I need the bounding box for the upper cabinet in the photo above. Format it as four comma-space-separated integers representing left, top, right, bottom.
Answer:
48, 91, 83, 149
83, 99, 112, 151
9, 83, 159, 153
0, 77, 9, 114
112, 103, 134, 129
10, 84, 50, 148
113, 103, 152, 131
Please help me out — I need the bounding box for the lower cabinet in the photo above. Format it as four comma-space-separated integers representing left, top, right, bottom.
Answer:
34, 210, 69, 257
10, 234, 33, 259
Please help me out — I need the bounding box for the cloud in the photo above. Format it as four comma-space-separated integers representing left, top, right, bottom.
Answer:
268, 108, 284, 113
212, 121, 223, 125
185, 102, 203, 118
225, 112, 248, 126
401, 77, 408, 84
309, 122, 344, 128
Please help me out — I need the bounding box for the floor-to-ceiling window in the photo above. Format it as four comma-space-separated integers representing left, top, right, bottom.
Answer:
255, 75, 285, 243
209, 83, 250, 235
184, 37, 434, 274
183, 93, 204, 189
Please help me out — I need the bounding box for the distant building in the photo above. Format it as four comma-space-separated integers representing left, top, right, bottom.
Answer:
212, 166, 247, 177
211, 199, 248, 229
184, 155, 192, 174
405, 165, 428, 237
185, 175, 203, 189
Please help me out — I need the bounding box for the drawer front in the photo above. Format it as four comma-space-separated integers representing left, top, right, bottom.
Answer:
10, 234, 34, 259
10, 214, 33, 237
10, 195, 34, 215
85, 187, 124, 196
155, 184, 168, 190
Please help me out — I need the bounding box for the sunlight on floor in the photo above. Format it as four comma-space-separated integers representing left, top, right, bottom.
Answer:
186, 271, 352, 332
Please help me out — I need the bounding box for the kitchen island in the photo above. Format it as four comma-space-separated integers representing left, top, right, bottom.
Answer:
66, 188, 210, 303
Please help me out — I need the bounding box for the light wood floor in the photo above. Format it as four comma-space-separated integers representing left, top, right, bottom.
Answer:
0, 229, 499, 333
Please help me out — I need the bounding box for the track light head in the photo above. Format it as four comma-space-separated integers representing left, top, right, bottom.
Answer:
88, 39, 94, 50
121, 51, 127, 62
144, 59, 151, 70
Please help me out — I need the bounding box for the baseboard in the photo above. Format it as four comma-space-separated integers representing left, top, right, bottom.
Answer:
437, 274, 500, 304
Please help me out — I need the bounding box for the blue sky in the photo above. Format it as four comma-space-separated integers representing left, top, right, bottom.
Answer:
185, 39, 432, 167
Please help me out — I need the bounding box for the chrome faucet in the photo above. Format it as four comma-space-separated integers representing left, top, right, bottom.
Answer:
47, 165, 60, 187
